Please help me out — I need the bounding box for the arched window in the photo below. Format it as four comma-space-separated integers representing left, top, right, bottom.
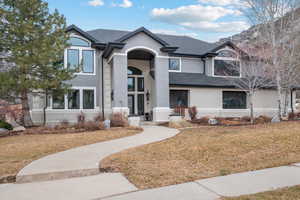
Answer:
217, 50, 238, 58
214, 48, 240, 77
68, 37, 90, 47
128, 67, 142, 75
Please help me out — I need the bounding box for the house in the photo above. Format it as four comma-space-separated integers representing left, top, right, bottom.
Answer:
29, 25, 297, 124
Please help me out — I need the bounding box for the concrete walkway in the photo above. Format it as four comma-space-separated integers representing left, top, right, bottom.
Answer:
1, 126, 300, 200
16, 125, 179, 183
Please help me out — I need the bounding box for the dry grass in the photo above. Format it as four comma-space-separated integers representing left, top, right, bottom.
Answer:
223, 185, 300, 200
0, 128, 140, 178
101, 121, 300, 189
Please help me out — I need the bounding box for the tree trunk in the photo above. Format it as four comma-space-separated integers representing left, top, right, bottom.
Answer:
249, 92, 254, 124
21, 90, 33, 127
43, 91, 48, 126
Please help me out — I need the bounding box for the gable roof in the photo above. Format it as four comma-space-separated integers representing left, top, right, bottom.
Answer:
114, 27, 170, 46
67, 25, 233, 57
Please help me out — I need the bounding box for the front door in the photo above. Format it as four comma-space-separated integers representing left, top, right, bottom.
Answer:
128, 67, 145, 115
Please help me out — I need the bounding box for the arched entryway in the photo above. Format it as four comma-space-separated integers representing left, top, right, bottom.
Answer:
127, 49, 155, 118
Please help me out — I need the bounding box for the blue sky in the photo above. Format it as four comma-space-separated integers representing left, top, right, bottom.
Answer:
45, 0, 250, 42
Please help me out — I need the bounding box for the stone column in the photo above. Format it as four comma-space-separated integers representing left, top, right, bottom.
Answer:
111, 55, 129, 115
153, 57, 170, 122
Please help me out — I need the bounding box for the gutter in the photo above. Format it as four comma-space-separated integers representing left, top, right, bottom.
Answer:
101, 53, 105, 119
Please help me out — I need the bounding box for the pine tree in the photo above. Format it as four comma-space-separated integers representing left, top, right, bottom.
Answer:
0, 0, 75, 126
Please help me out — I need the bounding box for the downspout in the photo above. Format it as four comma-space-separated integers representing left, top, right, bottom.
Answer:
101, 53, 105, 119
201, 58, 206, 75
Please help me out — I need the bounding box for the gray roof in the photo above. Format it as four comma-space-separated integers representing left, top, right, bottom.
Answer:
87, 28, 218, 56
169, 72, 236, 88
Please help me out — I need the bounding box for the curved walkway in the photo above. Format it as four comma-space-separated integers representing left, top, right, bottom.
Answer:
17, 125, 179, 183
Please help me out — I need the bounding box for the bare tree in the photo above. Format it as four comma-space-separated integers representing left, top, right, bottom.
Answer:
241, 0, 300, 119
224, 45, 274, 123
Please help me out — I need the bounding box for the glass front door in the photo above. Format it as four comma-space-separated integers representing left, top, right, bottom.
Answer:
128, 74, 145, 116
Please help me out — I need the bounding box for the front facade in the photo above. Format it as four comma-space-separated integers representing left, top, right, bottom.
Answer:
30, 25, 296, 124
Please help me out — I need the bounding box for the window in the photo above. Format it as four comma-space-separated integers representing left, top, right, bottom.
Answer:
128, 67, 142, 75
83, 89, 94, 109
52, 91, 65, 109
214, 48, 240, 77
170, 90, 188, 108
128, 77, 135, 92
217, 50, 237, 58
223, 91, 247, 109
68, 37, 90, 47
169, 58, 180, 71
67, 49, 79, 70
137, 77, 144, 92
82, 50, 94, 73
68, 89, 80, 109
214, 60, 240, 77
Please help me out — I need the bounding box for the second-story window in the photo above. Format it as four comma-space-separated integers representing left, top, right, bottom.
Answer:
214, 49, 240, 77
66, 36, 95, 74
169, 58, 181, 72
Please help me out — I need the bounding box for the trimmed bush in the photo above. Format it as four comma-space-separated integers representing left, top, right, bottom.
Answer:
111, 113, 128, 127
188, 106, 198, 120
0, 120, 13, 130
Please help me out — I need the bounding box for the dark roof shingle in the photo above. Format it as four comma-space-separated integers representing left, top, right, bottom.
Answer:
86, 28, 218, 56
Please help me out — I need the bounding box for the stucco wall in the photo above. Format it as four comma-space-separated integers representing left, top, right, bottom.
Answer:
171, 87, 281, 118
181, 57, 204, 73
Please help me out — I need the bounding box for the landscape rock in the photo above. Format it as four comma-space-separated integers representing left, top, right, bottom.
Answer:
0, 128, 8, 133
103, 120, 111, 129
271, 115, 280, 123
208, 118, 218, 125
13, 126, 26, 132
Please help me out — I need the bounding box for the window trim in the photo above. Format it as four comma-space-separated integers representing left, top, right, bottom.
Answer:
212, 48, 242, 78
49, 87, 97, 110
169, 89, 189, 109
64, 34, 96, 76
67, 49, 80, 70
70, 35, 92, 47
82, 50, 95, 74
168, 57, 182, 72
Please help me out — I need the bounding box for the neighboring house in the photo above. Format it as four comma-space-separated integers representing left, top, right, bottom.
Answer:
29, 25, 297, 124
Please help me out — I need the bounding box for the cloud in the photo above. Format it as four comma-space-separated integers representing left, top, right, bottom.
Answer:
151, 29, 199, 38
180, 21, 250, 32
88, 0, 104, 7
113, 0, 133, 8
151, 5, 241, 24
198, 0, 244, 6
151, 4, 248, 33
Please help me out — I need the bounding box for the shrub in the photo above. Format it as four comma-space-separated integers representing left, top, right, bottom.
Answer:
174, 106, 185, 116
94, 113, 104, 122
77, 112, 85, 124
188, 106, 197, 120
255, 115, 272, 124
192, 116, 209, 125
111, 113, 128, 127
0, 120, 13, 130
241, 116, 251, 122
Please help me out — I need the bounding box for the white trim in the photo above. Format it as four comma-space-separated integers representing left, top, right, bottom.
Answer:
51, 86, 97, 111
108, 53, 126, 64
64, 45, 96, 76
168, 57, 182, 72
69, 34, 92, 47
125, 46, 158, 57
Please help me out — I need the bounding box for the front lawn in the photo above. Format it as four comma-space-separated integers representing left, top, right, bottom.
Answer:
0, 128, 141, 180
223, 185, 300, 200
101, 121, 300, 189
